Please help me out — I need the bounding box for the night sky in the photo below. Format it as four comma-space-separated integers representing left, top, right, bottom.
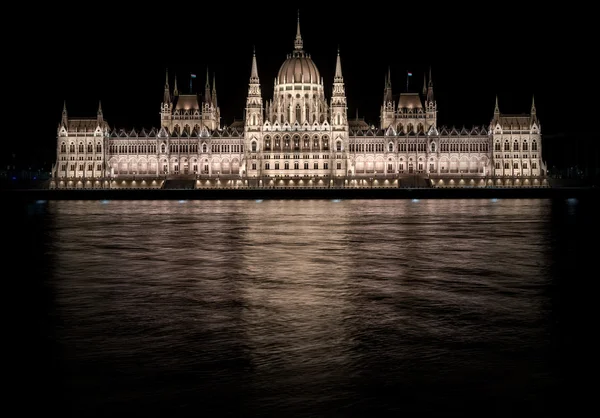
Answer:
11, 4, 594, 169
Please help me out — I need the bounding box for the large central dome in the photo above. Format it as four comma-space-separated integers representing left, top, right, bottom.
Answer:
277, 54, 320, 84
276, 13, 321, 85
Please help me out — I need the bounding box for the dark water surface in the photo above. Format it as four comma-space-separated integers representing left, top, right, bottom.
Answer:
10, 198, 598, 416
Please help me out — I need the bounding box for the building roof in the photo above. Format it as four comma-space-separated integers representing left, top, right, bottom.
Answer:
67, 118, 109, 131
398, 93, 423, 109
498, 114, 531, 128
174, 94, 200, 110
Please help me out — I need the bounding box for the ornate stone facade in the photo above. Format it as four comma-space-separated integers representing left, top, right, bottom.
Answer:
51, 16, 547, 189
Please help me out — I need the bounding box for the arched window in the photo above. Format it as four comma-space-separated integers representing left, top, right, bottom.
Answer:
251, 141, 257, 152
60, 143, 66, 152
296, 104, 301, 122
202, 143, 207, 153
495, 142, 501, 151
523, 141, 528, 151
78, 143, 84, 152
96, 143, 101, 152
532, 140, 538, 151
388, 142, 393, 152
431, 142, 436, 153
337, 141, 342, 151
504, 141, 510, 151
161, 144, 166, 153
513, 141, 519, 151
87, 143, 93, 152
69, 143, 75, 152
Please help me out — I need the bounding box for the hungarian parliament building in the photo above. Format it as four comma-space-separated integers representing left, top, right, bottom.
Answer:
51, 18, 547, 189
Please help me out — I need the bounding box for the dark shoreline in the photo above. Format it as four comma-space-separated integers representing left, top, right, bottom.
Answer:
3, 187, 598, 201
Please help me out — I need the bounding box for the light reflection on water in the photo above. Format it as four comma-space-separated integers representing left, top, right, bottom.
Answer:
22, 198, 594, 416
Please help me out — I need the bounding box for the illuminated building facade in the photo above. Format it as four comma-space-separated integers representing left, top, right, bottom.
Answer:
51, 16, 547, 189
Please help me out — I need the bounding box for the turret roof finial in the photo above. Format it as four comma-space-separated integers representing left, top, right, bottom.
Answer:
250, 47, 259, 82
294, 10, 303, 51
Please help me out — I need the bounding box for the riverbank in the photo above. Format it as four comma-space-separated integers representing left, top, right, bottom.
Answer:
2, 186, 598, 201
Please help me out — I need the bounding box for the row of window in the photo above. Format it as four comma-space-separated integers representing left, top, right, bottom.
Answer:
497, 154, 538, 159
263, 154, 331, 160
495, 162, 538, 169
104, 144, 245, 154
60, 143, 102, 153
261, 162, 335, 170
440, 143, 489, 152
262, 140, 331, 151
61, 164, 103, 171
494, 141, 538, 151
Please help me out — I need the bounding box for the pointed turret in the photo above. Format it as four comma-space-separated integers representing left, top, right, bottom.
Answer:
384, 67, 393, 103
212, 74, 218, 107
334, 46, 343, 81
204, 68, 211, 104
530, 94, 538, 126
250, 46, 259, 83
380, 67, 396, 129
422, 73, 427, 96
426, 66, 434, 103
97, 100, 103, 125
61, 100, 68, 127
245, 47, 263, 131
494, 95, 500, 115
294, 10, 303, 51
163, 69, 171, 103
331, 47, 347, 127
173, 75, 179, 97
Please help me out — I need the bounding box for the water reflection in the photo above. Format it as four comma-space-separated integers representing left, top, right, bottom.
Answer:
26, 199, 589, 415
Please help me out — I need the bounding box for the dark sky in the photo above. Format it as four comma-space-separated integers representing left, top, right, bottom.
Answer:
11, 3, 595, 167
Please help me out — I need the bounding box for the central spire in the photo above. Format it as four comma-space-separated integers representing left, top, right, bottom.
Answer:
294, 10, 303, 51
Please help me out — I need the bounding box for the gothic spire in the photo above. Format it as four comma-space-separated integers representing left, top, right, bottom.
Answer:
250, 46, 259, 82
163, 68, 171, 103
384, 67, 393, 103
212, 73, 217, 107
494, 95, 500, 114
426, 66, 434, 103
422, 72, 427, 96
61, 100, 68, 126
334, 46, 343, 80
294, 10, 303, 51
531, 94, 536, 114
97, 100, 103, 124
204, 67, 211, 104
173, 74, 179, 97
